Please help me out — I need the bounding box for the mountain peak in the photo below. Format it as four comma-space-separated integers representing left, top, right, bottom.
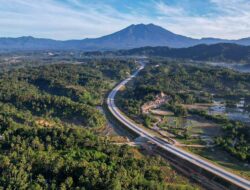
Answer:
127, 23, 166, 30
129, 23, 156, 27
97, 23, 195, 48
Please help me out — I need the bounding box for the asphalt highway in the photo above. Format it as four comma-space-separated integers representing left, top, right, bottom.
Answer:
107, 61, 250, 190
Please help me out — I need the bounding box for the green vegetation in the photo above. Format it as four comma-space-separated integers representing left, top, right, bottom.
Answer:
117, 60, 250, 121
190, 109, 250, 161
0, 56, 197, 189
0, 60, 136, 128
0, 119, 196, 189
187, 147, 250, 180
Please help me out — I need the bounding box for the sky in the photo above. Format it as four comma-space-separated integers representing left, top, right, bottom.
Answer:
0, 0, 250, 40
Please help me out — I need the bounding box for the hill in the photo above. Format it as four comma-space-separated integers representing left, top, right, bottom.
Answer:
118, 43, 250, 62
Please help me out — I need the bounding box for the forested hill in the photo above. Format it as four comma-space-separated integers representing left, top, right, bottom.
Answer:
118, 43, 250, 63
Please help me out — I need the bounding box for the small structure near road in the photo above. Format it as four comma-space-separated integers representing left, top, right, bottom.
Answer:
141, 92, 170, 114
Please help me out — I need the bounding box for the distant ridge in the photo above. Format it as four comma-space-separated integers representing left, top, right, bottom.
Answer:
118, 43, 250, 63
0, 24, 250, 51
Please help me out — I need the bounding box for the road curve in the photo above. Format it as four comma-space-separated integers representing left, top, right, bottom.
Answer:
107, 60, 250, 190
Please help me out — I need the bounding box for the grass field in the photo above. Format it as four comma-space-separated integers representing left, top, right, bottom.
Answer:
186, 147, 250, 180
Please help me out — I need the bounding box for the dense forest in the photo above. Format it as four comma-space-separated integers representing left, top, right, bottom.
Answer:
0, 57, 197, 189
117, 60, 250, 162
0, 60, 137, 129
0, 119, 196, 189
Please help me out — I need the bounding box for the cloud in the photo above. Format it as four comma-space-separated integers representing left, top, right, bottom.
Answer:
210, 0, 250, 15
155, 1, 185, 16
0, 0, 250, 40
0, 0, 150, 39
0, 0, 126, 39
153, 0, 250, 39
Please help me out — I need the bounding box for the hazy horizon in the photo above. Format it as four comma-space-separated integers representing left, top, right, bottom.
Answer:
1, 23, 249, 41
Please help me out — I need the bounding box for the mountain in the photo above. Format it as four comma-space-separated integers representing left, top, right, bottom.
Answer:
0, 24, 250, 50
235, 37, 250, 46
0, 36, 64, 50
118, 43, 250, 63
80, 24, 197, 49
199, 38, 226, 44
